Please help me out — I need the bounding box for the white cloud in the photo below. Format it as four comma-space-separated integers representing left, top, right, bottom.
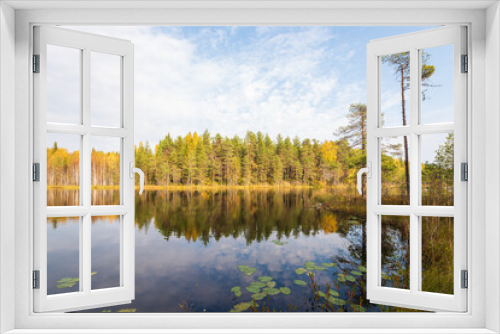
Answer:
55, 26, 363, 146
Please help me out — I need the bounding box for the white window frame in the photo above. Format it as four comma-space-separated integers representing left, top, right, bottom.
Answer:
33, 26, 135, 313
1, 2, 499, 333
366, 26, 467, 312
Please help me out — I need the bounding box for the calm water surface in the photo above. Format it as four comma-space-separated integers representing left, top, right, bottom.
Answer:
47, 188, 407, 312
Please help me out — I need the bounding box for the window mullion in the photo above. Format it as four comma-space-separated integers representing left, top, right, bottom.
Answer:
82, 47, 91, 294
409, 47, 420, 295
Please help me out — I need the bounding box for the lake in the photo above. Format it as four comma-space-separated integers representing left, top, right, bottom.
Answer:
47, 188, 412, 312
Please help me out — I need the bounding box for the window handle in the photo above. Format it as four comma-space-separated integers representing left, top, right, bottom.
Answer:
129, 162, 145, 195
357, 162, 372, 195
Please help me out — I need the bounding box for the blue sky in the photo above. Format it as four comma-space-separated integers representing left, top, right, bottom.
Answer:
55, 25, 453, 162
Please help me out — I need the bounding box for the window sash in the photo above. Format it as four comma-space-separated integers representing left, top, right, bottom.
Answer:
366, 26, 467, 312
33, 26, 135, 313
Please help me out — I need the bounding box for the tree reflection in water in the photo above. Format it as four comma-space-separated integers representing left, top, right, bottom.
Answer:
46, 188, 449, 312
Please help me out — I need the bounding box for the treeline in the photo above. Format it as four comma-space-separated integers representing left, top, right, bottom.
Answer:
137, 131, 360, 187
47, 101, 454, 207
46, 129, 453, 205
47, 143, 120, 188
47, 131, 369, 188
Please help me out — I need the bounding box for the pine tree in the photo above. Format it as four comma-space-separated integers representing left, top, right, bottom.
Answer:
381, 52, 436, 201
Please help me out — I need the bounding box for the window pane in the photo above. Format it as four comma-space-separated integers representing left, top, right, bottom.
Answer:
91, 215, 121, 290
381, 215, 410, 290
47, 217, 80, 295
47, 133, 80, 206
91, 136, 121, 205
46, 45, 81, 125
421, 216, 454, 294
381, 136, 410, 205
421, 133, 454, 206
380, 52, 410, 127
421, 45, 454, 124
91, 52, 121, 128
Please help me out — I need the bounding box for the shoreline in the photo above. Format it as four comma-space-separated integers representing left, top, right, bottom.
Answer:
48, 184, 327, 190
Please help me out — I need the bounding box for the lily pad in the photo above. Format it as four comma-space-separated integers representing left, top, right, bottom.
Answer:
321, 263, 337, 268
295, 268, 307, 275
328, 290, 340, 297
258, 276, 273, 282
294, 280, 307, 286
231, 302, 253, 312
246, 286, 261, 294
304, 261, 316, 270
328, 296, 346, 306
381, 273, 391, 280
314, 266, 326, 271
316, 291, 326, 298
357, 265, 367, 272
267, 281, 277, 288
250, 281, 267, 288
57, 277, 77, 283
238, 265, 250, 270
272, 240, 287, 246
231, 286, 242, 297
346, 275, 356, 282
262, 287, 280, 295
56, 277, 79, 289
251, 293, 267, 301
57, 281, 77, 289
337, 274, 346, 282
351, 270, 363, 276
245, 267, 257, 276
280, 287, 291, 295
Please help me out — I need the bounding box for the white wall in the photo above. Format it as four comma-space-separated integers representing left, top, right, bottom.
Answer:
0, 2, 16, 334
486, 2, 500, 333
3, 3, 496, 332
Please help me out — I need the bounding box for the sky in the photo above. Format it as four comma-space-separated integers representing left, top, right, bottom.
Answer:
49, 25, 454, 162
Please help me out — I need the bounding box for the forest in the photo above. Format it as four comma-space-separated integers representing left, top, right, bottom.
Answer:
46, 52, 454, 205
47, 50, 456, 304
46, 103, 454, 206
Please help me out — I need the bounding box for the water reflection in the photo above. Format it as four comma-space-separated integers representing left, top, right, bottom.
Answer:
47, 188, 414, 312
47, 188, 120, 206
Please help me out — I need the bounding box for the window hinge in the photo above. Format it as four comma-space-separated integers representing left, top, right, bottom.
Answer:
33, 163, 40, 182
461, 54, 468, 73
461, 270, 468, 289
33, 54, 40, 73
33, 270, 40, 289
461, 162, 468, 182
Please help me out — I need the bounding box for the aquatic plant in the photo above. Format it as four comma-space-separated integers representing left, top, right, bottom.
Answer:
238, 265, 257, 276
231, 286, 242, 297
257, 276, 273, 282
57, 272, 97, 289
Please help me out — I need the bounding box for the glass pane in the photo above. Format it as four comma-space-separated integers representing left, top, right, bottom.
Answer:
421, 45, 454, 124
380, 52, 410, 127
91, 52, 121, 128
46, 45, 81, 125
91, 136, 121, 205
381, 215, 410, 290
91, 215, 121, 289
421, 133, 454, 206
47, 133, 80, 206
421, 216, 454, 294
47, 217, 80, 295
381, 136, 410, 205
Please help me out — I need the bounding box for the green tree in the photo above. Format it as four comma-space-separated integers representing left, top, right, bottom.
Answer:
382, 52, 436, 201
